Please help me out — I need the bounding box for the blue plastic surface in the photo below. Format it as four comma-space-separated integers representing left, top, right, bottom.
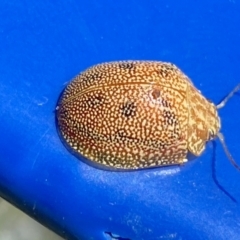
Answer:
0, 1, 240, 239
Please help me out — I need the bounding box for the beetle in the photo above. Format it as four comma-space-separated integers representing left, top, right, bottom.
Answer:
56, 61, 240, 170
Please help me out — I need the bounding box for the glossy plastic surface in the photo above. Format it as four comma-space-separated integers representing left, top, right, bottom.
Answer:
0, 1, 240, 239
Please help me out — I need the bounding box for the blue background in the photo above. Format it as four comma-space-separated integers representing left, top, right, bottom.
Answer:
0, 1, 240, 239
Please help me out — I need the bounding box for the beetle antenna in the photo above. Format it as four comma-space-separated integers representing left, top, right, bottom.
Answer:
217, 83, 240, 109
217, 132, 240, 171
216, 84, 240, 170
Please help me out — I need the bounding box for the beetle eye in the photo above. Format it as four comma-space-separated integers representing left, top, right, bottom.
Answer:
206, 98, 214, 104
209, 129, 215, 139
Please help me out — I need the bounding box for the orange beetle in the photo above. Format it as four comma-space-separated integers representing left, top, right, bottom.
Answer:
56, 61, 240, 170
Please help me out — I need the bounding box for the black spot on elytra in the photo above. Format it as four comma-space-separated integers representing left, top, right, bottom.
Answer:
161, 98, 170, 108
157, 64, 177, 78
165, 63, 176, 70
116, 129, 127, 139
118, 62, 135, 70
163, 109, 178, 126
120, 100, 137, 118
157, 69, 170, 78
83, 71, 103, 85
89, 73, 98, 80
86, 94, 104, 108
114, 129, 136, 143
